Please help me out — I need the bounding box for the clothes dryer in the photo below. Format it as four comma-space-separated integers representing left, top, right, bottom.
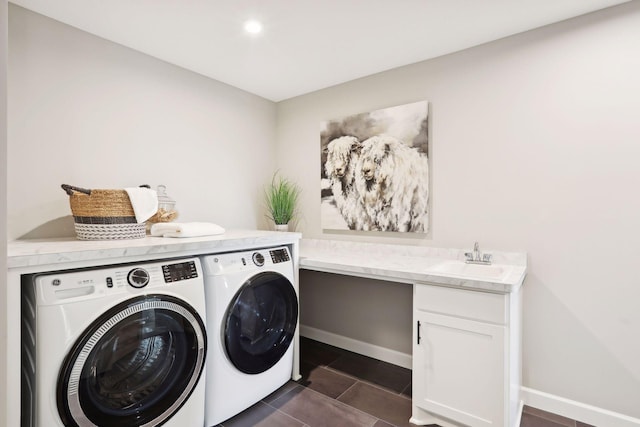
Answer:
23, 257, 207, 427
201, 246, 297, 426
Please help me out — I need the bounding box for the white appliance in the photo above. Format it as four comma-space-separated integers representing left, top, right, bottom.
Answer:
23, 258, 207, 427
201, 246, 298, 426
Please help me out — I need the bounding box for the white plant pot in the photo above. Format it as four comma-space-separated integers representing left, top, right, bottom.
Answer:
274, 224, 289, 232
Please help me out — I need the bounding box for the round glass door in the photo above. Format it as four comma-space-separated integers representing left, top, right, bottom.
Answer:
57, 295, 206, 427
224, 271, 298, 374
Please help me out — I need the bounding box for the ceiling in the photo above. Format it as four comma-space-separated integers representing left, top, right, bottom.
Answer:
10, 0, 630, 101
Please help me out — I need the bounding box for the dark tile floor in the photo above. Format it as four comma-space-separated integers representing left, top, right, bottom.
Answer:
214, 337, 597, 427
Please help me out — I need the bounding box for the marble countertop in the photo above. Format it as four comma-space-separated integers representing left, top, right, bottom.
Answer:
299, 239, 527, 293
7, 229, 301, 270
7, 232, 526, 292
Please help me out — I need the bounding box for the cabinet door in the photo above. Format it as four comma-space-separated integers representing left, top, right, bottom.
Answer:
413, 311, 506, 427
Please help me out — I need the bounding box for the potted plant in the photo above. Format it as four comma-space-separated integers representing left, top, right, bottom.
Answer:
264, 172, 300, 231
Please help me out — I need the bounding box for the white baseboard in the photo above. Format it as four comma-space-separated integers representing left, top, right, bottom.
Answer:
299, 325, 412, 369
521, 387, 640, 427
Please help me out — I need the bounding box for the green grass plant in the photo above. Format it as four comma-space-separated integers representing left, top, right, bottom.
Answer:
265, 172, 300, 225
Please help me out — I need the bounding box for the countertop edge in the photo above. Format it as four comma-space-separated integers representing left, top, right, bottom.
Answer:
299, 239, 527, 294
299, 258, 523, 293
7, 230, 302, 270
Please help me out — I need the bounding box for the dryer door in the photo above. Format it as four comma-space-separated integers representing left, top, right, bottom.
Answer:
57, 295, 206, 427
224, 271, 298, 374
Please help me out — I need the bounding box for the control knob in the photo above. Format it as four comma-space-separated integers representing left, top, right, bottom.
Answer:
252, 252, 265, 267
127, 268, 150, 288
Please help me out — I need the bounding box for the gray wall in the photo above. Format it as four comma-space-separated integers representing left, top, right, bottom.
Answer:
276, 2, 640, 419
7, 5, 278, 240
6, 1, 640, 422
1, 0, 8, 423
299, 270, 413, 355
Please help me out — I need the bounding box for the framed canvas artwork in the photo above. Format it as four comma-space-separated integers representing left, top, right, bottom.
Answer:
320, 101, 429, 233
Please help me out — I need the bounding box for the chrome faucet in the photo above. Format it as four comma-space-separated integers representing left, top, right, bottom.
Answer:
465, 241, 492, 265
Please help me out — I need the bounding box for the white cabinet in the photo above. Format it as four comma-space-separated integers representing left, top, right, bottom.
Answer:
411, 283, 522, 427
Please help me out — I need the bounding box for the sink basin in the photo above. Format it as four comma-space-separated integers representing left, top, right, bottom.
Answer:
430, 261, 511, 280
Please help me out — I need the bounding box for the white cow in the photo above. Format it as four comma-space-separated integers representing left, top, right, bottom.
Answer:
355, 135, 429, 232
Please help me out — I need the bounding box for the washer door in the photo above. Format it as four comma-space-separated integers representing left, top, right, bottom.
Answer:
57, 295, 206, 427
224, 271, 298, 374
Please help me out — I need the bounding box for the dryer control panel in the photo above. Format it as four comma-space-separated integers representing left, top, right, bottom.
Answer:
269, 248, 290, 264
201, 246, 292, 276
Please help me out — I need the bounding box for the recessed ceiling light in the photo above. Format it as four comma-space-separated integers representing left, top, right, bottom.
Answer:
244, 20, 263, 35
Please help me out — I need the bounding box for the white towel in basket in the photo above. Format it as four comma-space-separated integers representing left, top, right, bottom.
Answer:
125, 187, 158, 223
150, 222, 226, 238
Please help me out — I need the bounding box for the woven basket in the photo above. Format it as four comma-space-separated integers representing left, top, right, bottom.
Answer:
62, 184, 147, 240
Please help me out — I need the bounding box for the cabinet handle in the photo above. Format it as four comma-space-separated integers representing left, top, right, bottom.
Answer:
417, 320, 421, 344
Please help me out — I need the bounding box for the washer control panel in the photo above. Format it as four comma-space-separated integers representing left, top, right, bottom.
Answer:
36, 257, 202, 305
162, 261, 198, 282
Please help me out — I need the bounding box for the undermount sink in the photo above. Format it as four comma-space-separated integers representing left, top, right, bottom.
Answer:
430, 261, 512, 280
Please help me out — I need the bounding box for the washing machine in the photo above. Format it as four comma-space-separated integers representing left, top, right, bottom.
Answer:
22, 257, 207, 427
201, 246, 298, 426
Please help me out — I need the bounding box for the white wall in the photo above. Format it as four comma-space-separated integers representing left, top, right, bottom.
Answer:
277, 2, 640, 421
1, 0, 8, 424
8, 5, 277, 240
